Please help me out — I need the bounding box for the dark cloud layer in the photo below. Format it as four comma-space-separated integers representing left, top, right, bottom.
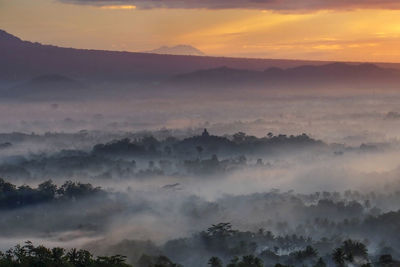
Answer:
61, 0, 400, 11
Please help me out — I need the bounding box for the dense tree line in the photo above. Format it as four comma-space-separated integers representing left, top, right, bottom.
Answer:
0, 130, 379, 180
1, 238, 397, 267
0, 242, 187, 267
0, 241, 130, 267
206, 238, 396, 266
0, 131, 325, 180
0, 178, 103, 209
158, 223, 400, 267
92, 130, 324, 159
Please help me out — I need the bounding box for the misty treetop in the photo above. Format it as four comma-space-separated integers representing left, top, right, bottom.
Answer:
168, 223, 400, 266
0, 178, 103, 209
81, 223, 400, 267
3, 176, 400, 252
0, 130, 396, 267
92, 130, 324, 159
3, 10, 400, 267
2, 232, 394, 267
0, 241, 131, 267
0, 130, 377, 181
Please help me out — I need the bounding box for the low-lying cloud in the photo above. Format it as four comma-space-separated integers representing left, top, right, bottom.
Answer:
61, 0, 400, 12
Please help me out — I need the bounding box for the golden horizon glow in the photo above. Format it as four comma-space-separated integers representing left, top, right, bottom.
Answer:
2, 0, 400, 63
100, 5, 136, 10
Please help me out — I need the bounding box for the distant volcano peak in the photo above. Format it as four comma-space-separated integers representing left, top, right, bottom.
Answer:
145, 45, 205, 56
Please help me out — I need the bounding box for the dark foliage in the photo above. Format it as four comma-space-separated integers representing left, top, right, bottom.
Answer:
0, 178, 103, 209
0, 241, 130, 267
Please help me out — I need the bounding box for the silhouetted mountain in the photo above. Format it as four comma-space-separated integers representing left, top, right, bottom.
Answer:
145, 45, 205, 56
172, 63, 400, 87
2, 29, 400, 87
276, 62, 399, 81
0, 29, 333, 82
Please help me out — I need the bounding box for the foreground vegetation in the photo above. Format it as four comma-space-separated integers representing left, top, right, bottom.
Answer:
0, 241, 130, 267
1, 236, 398, 267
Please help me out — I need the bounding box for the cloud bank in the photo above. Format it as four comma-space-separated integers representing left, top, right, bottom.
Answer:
61, 0, 400, 11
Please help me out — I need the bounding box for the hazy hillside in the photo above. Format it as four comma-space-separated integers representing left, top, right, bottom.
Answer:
172, 63, 400, 87
0, 29, 331, 82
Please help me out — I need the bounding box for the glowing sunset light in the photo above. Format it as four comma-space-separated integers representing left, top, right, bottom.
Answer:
2, 0, 400, 62
100, 5, 136, 10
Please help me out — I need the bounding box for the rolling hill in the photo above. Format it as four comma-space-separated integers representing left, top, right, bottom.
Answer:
1, 29, 400, 88
0, 29, 328, 82
172, 63, 400, 86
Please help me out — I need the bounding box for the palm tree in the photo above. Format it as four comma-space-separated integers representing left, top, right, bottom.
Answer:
207, 223, 236, 237
332, 248, 345, 267
343, 240, 368, 259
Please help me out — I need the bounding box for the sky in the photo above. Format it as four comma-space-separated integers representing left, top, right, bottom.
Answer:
1, 0, 400, 62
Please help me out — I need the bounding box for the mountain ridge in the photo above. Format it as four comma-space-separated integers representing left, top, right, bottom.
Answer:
1, 29, 400, 85
0, 29, 352, 82
172, 62, 400, 86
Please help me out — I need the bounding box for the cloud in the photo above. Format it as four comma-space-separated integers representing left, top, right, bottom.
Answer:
61, 0, 400, 11
100, 5, 136, 10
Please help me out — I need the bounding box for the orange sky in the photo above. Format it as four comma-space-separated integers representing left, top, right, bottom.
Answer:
1, 0, 400, 62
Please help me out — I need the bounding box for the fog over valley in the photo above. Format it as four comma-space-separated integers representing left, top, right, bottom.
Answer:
1, 27, 400, 267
